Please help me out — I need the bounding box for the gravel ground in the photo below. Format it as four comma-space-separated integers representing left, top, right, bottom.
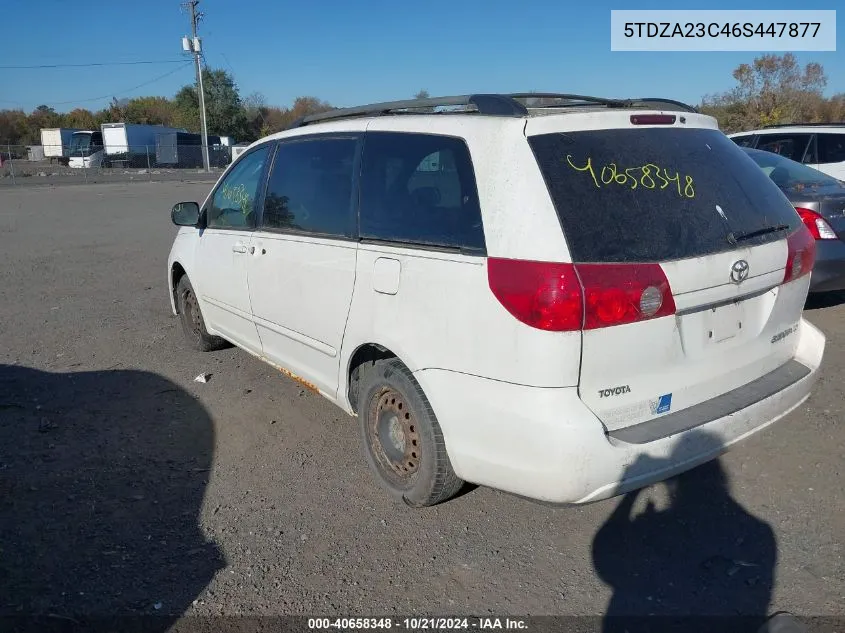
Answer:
0, 182, 842, 630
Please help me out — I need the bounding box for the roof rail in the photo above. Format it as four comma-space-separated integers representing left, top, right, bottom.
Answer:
290, 94, 528, 129
629, 97, 699, 113
762, 122, 845, 129
288, 92, 698, 129
508, 93, 698, 113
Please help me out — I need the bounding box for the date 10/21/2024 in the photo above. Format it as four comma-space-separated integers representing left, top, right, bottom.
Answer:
307, 618, 527, 631
565, 154, 696, 199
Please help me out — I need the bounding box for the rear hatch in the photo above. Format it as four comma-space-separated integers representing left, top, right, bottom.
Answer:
527, 115, 810, 432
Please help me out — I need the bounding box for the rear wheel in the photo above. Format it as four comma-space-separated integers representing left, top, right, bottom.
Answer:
176, 276, 228, 352
358, 359, 463, 507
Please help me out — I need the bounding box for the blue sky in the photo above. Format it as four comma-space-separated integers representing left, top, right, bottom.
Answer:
1, 0, 842, 113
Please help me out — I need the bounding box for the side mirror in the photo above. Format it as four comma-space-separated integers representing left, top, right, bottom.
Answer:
172, 201, 200, 227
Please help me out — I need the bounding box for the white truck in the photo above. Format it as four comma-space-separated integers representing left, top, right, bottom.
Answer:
40, 128, 81, 165
69, 123, 187, 168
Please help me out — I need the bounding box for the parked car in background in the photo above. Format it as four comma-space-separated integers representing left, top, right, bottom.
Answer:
743, 147, 845, 293
167, 93, 825, 507
729, 124, 845, 181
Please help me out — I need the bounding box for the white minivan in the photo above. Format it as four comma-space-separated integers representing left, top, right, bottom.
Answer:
168, 93, 825, 507
729, 125, 845, 181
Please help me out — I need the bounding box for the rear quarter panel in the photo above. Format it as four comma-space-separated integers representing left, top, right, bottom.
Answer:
337, 117, 582, 409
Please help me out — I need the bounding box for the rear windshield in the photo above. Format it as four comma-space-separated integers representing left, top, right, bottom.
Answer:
528, 128, 801, 263
744, 147, 845, 190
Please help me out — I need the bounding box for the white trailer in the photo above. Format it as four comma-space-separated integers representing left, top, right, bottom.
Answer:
40, 128, 81, 162
230, 143, 250, 163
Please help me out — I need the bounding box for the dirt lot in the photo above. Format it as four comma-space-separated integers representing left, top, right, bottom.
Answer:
0, 182, 843, 629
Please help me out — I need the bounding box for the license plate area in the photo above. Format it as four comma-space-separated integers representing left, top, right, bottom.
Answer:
707, 302, 742, 343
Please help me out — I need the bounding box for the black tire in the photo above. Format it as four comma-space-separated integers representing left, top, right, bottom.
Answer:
175, 275, 228, 352
358, 358, 463, 507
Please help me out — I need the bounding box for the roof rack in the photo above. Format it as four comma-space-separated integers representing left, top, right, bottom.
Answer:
762, 122, 845, 129
508, 93, 698, 113
288, 93, 698, 128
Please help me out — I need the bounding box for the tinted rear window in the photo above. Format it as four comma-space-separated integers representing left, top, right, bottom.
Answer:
359, 132, 485, 252
528, 128, 801, 263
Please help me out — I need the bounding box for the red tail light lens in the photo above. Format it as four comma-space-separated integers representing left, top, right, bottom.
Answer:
487, 259, 582, 331
795, 207, 838, 240
576, 263, 676, 329
487, 259, 676, 331
783, 225, 816, 284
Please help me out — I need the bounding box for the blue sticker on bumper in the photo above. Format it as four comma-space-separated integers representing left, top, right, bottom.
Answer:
650, 393, 672, 415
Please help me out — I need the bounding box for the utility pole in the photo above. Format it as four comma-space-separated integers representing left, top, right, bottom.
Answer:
182, 0, 210, 172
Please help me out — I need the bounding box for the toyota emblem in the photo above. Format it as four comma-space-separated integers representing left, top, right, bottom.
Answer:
730, 260, 750, 284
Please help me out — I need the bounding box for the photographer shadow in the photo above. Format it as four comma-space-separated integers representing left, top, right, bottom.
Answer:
0, 364, 224, 632
592, 429, 788, 633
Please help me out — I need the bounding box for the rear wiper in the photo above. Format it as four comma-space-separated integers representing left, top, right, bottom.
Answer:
728, 224, 791, 244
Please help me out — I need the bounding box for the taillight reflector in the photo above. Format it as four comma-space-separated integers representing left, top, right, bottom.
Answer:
783, 225, 816, 284
487, 258, 676, 332
795, 207, 838, 240
630, 114, 676, 125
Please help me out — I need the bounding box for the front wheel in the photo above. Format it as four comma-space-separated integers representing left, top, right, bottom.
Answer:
358, 359, 463, 507
176, 276, 228, 352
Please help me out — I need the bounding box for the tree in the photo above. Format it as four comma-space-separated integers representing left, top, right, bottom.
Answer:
124, 97, 176, 126
172, 68, 250, 139
63, 108, 97, 130
700, 53, 828, 132
172, 85, 200, 133
25, 105, 62, 144
243, 92, 268, 141
0, 109, 29, 146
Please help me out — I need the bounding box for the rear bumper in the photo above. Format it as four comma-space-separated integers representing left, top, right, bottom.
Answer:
415, 318, 825, 505
809, 239, 845, 292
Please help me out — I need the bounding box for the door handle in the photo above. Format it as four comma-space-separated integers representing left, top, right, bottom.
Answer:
232, 243, 248, 254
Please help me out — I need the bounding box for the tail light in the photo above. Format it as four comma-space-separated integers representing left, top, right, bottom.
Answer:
576, 263, 676, 329
487, 258, 675, 332
795, 207, 837, 240
487, 259, 582, 331
782, 225, 816, 284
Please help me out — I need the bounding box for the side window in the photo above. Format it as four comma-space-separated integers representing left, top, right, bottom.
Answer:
207, 145, 270, 229
359, 132, 485, 251
817, 133, 845, 165
731, 134, 757, 148
755, 134, 812, 163
262, 137, 358, 237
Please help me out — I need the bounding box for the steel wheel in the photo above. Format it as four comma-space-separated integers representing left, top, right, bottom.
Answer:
367, 387, 421, 486
183, 288, 202, 338
357, 358, 464, 506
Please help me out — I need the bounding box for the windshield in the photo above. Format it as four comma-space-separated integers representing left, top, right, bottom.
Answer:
69, 133, 92, 153
528, 128, 801, 263
743, 147, 845, 192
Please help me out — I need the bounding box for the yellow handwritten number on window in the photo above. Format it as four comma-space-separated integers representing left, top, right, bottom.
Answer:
564, 156, 695, 199
566, 155, 599, 189
640, 164, 655, 189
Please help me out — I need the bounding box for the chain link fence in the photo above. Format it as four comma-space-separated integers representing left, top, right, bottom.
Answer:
1, 143, 232, 187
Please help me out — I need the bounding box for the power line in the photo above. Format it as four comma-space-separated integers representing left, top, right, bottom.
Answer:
45, 62, 194, 106
0, 59, 187, 70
